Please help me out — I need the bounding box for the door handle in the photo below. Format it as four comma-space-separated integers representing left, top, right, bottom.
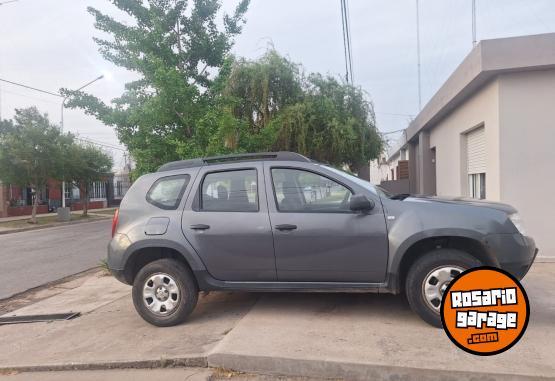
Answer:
190, 224, 210, 230
275, 224, 297, 231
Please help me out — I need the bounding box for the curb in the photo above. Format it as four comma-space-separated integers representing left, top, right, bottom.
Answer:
207, 353, 554, 381
0, 356, 207, 374
1, 353, 553, 380
0, 216, 110, 235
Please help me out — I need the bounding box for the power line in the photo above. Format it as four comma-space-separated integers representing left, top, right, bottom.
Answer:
416, 0, 422, 111
345, 0, 354, 83
340, 0, 354, 84
380, 128, 406, 135
0, 78, 62, 98
472, 0, 477, 46
76, 136, 127, 152
376, 111, 415, 118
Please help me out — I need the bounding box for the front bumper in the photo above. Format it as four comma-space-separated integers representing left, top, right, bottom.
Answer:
484, 234, 538, 280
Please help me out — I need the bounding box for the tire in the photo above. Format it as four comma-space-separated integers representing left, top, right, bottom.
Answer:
132, 258, 198, 327
405, 249, 481, 328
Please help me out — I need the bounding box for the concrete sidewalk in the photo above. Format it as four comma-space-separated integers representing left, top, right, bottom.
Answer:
0, 208, 116, 223
0, 274, 257, 371
1, 265, 554, 380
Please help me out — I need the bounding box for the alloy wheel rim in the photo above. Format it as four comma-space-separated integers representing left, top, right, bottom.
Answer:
143, 273, 180, 316
422, 265, 465, 313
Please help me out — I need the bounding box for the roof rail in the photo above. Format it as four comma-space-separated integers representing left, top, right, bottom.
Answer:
157, 158, 204, 172
157, 151, 310, 172
204, 151, 310, 164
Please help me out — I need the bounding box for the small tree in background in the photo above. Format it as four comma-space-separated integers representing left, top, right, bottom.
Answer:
0, 107, 68, 223
67, 144, 113, 216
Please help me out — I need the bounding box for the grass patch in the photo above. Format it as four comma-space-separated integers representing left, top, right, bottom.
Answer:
89, 208, 117, 216
98, 258, 112, 276
0, 213, 103, 230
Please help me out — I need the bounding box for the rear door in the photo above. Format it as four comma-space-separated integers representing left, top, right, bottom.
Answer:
264, 163, 388, 282
181, 163, 276, 281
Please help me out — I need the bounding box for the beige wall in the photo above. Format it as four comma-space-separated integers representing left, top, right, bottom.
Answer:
429, 79, 501, 199
369, 150, 404, 184
498, 69, 555, 255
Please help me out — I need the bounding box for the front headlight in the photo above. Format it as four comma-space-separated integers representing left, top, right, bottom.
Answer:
509, 213, 526, 236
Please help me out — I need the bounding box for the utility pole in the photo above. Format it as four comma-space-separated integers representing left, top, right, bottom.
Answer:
416, 0, 422, 111
472, 0, 477, 46
60, 75, 104, 212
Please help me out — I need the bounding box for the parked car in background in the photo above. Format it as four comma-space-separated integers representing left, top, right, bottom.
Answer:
108, 152, 537, 327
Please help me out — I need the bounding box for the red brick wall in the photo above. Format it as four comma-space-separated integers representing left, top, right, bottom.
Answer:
9, 185, 23, 201
0, 184, 7, 217
70, 201, 105, 211
48, 179, 62, 200
7, 205, 49, 217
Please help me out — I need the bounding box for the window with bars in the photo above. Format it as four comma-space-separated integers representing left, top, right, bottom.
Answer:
89, 181, 106, 199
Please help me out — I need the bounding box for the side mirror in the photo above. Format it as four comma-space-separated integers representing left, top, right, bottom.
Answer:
349, 194, 375, 212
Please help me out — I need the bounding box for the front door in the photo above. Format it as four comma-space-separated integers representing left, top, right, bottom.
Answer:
182, 163, 276, 281
265, 164, 388, 283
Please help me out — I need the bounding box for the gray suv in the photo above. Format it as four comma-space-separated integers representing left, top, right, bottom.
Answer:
108, 152, 537, 327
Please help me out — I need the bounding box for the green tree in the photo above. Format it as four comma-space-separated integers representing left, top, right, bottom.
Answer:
0, 107, 68, 223
62, 0, 250, 174
219, 51, 383, 176
67, 144, 113, 216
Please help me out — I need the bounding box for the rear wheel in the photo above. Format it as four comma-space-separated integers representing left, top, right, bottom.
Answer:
132, 258, 198, 327
405, 249, 481, 327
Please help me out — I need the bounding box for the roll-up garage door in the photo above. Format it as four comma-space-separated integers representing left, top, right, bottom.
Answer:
467, 127, 486, 174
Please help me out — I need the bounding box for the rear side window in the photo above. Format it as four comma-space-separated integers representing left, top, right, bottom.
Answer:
201, 169, 258, 212
146, 175, 190, 210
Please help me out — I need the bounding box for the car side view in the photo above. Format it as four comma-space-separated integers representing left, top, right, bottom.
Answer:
108, 152, 538, 327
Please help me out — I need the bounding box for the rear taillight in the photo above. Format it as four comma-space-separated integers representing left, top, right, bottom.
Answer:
111, 208, 119, 237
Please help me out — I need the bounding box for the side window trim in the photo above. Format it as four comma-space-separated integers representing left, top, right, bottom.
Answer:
198, 168, 260, 213
146, 174, 190, 210
269, 166, 355, 214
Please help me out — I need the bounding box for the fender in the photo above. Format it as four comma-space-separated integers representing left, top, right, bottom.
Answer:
116, 237, 208, 283
385, 228, 498, 293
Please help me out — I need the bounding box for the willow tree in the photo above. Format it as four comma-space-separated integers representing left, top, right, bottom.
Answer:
62, 0, 250, 174
221, 51, 383, 176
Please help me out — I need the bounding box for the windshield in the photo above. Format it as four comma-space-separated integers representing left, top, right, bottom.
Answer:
321, 165, 391, 198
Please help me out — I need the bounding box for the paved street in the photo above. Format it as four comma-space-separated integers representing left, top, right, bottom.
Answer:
0, 220, 111, 299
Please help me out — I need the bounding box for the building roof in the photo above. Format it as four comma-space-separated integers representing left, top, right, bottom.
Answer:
388, 32, 555, 159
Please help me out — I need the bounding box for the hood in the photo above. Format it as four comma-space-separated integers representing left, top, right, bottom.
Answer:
404, 195, 517, 214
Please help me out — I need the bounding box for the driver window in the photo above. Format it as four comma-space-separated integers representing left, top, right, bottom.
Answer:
271, 168, 352, 213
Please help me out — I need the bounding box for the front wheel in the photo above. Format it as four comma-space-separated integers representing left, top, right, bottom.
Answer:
132, 258, 198, 327
405, 249, 481, 327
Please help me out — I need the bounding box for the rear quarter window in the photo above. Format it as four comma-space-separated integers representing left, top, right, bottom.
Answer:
146, 175, 190, 210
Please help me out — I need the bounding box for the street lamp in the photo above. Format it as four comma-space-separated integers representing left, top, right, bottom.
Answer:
60, 75, 104, 211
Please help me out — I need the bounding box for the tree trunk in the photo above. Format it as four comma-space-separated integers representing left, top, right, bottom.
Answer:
355, 162, 371, 181
82, 185, 89, 217
30, 186, 38, 224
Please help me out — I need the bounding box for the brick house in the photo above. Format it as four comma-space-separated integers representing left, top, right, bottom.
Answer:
0, 176, 115, 218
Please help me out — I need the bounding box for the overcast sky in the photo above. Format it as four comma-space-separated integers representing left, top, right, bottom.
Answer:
0, 0, 553, 170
